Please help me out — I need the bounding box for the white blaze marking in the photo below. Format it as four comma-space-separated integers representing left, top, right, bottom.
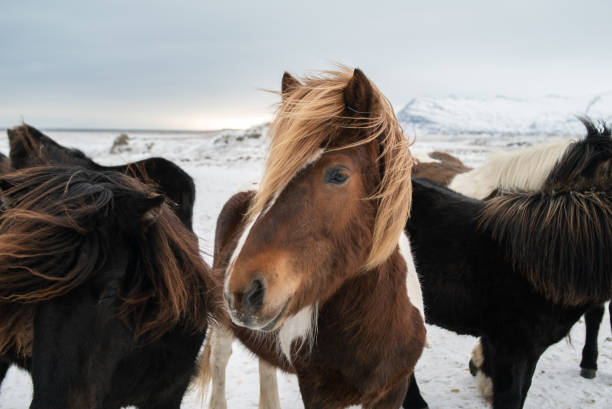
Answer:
224, 148, 325, 296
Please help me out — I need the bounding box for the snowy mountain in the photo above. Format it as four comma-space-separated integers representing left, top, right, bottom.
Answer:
398, 92, 612, 136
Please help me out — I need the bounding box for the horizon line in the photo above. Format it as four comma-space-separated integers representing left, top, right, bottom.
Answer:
0, 126, 245, 134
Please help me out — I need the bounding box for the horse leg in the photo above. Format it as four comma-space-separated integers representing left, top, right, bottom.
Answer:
469, 340, 485, 377
487, 348, 534, 409
518, 356, 539, 409
209, 325, 234, 409
0, 359, 9, 388
401, 373, 429, 409
580, 304, 604, 379
609, 302, 611, 337
258, 359, 281, 409
472, 340, 494, 403
366, 376, 410, 409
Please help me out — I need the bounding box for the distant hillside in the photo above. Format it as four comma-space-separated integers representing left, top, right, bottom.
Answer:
398, 92, 612, 136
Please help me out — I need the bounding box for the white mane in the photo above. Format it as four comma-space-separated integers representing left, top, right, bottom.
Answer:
449, 138, 574, 198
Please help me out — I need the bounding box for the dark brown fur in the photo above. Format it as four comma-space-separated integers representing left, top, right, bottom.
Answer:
7, 124, 197, 229
0, 153, 12, 175
0, 166, 212, 355
479, 121, 612, 306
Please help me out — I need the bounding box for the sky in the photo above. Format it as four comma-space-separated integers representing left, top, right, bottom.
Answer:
1, 0, 611, 130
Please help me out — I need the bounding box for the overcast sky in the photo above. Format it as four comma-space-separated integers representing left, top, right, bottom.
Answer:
2, 0, 611, 130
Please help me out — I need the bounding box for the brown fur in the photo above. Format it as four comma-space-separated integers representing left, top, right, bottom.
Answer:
249, 68, 413, 269
0, 153, 12, 175
0, 166, 213, 355
215, 192, 425, 407
412, 151, 471, 186
212, 69, 425, 408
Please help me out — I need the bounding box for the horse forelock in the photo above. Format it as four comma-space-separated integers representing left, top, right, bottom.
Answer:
248, 68, 413, 271
0, 167, 211, 355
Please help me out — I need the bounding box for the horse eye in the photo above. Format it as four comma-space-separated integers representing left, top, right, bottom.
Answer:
324, 167, 349, 185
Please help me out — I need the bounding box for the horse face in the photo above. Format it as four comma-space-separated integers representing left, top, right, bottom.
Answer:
30, 247, 132, 409
225, 146, 378, 331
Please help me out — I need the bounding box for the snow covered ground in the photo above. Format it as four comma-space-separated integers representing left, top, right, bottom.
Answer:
0, 127, 610, 409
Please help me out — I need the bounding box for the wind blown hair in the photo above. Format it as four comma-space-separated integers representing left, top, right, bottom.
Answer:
449, 138, 574, 199
249, 68, 413, 269
0, 166, 211, 355
479, 119, 612, 306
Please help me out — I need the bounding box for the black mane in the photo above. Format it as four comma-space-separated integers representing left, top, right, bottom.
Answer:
7, 124, 196, 229
479, 119, 612, 306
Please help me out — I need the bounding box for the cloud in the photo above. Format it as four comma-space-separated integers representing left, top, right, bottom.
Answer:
1, 0, 611, 129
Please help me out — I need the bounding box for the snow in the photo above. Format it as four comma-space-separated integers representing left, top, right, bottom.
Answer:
0, 126, 611, 409
399, 93, 612, 136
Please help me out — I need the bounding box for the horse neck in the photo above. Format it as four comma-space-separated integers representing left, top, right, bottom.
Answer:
319, 250, 419, 351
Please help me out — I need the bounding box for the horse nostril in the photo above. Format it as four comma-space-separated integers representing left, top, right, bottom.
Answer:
244, 277, 265, 314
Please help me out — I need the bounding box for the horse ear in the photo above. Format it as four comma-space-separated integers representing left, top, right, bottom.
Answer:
125, 193, 165, 229
344, 68, 375, 115
281, 72, 301, 99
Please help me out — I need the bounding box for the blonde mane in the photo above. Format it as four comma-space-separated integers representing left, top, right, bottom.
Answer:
248, 68, 413, 269
449, 138, 574, 198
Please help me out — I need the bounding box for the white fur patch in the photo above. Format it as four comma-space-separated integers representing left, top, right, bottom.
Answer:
301, 148, 324, 170
278, 305, 318, 362
224, 217, 257, 297
413, 151, 441, 164
449, 138, 573, 199
399, 232, 425, 321
477, 371, 494, 403
471, 342, 485, 368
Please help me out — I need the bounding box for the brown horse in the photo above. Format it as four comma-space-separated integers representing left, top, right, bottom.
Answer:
412, 151, 471, 186
199, 68, 426, 408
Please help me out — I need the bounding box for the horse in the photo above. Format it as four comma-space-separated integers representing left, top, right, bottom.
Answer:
197, 68, 426, 409
7, 124, 196, 229
0, 166, 215, 409
413, 125, 612, 380
402, 123, 612, 408
0, 124, 200, 396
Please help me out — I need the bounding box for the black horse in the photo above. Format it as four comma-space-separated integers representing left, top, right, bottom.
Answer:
0, 167, 214, 409
7, 124, 196, 229
402, 123, 612, 409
